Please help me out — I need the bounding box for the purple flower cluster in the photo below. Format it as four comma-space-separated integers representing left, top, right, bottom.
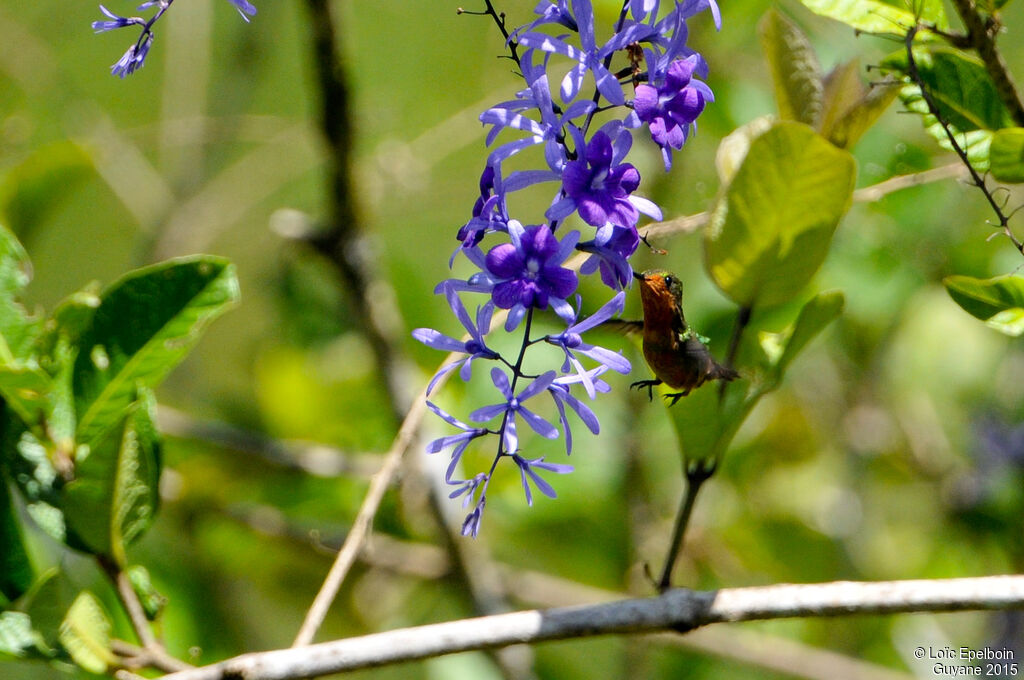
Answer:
416, 0, 719, 536
92, 0, 256, 78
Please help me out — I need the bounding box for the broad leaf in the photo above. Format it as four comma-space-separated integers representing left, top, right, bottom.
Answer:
706, 121, 856, 308
3, 415, 69, 545
667, 370, 755, 467
0, 365, 51, 432
714, 116, 774, 185
0, 474, 33, 602
820, 60, 899, 149
73, 256, 239, 445
23, 568, 72, 653
990, 127, 1024, 183
759, 291, 845, 383
944, 274, 1024, 336
0, 611, 41, 659
0, 223, 39, 363
127, 565, 165, 620
58, 591, 114, 674
759, 10, 822, 126
883, 47, 1013, 134
64, 389, 161, 564
800, 0, 924, 35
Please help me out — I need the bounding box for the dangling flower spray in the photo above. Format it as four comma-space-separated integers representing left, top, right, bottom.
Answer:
415, 0, 721, 536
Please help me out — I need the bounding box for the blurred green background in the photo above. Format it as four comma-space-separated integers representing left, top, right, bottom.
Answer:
1, 0, 1023, 678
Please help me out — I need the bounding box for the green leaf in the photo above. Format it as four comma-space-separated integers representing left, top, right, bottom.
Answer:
799, 0, 923, 35
0, 474, 33, 602
0, 364, 52, 432
0, 142, 92, 243
667, 372, 755, 466
58, 591, 114, 674
990, 127, 1024, 183
63, 389, 161, 563
3, 415, 68, 544
0, 223, 39, 364
760, 291, 845, 383
0, 611, 40, 659
23, 568, 73, 653
758, 9, 822, 126
126, 565, 165, 621
944, 274, 1024, 336
73, 256, 239, 445
820, 60, 899, 149
714, 116, 775, 185
705, 121, 856, 308
883, 47, 1013, 134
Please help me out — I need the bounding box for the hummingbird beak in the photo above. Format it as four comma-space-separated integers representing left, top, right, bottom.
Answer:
632, 270, 646, 281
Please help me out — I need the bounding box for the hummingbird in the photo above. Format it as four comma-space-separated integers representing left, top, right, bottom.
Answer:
612, 269, 739, 406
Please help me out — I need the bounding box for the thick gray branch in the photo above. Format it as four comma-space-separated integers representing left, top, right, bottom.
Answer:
161, 575, 1024, 680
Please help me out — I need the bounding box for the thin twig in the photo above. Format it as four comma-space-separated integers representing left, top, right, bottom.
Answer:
97, 557, 192, 673
656, 459, 716, 592
111, 640, 193, 674
97, 556, 158, 650
156, 405, 380, 479
851, 162, 965, 202
903, 24, 1024, 254
161, 575, 1024, 680
290, 390, 428, 647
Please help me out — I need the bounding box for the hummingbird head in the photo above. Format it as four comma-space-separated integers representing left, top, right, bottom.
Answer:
635, 269, 683, 303
634, 269, 684, 323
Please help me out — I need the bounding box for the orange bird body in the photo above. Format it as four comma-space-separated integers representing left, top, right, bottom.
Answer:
629, 269, 738, 405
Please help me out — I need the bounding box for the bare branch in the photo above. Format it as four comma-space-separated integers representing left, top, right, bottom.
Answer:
163, 575, 1024, 680
157, 405, 380, 479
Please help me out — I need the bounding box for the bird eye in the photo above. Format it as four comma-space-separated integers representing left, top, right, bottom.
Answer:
664, 275, 675, 286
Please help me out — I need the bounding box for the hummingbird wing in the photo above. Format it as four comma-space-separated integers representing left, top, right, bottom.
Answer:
600, 319, 644, 336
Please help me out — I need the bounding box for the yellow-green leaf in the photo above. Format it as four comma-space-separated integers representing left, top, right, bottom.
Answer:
706, 121, 856, 308
759, 9, 822, 126
944, 274, 1024, 336
58, 591, 114, 674
991, 127, 1024, 183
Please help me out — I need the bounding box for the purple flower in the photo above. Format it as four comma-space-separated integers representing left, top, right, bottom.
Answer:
413, 284, 500, 395
470, 369, 559, 453
547, 368, 606, 454
456, 165, 509, 254
460, 495, 486, 537
425, 402, 491, 483
629, 0, 659, 21
632, 56, 712, 170
448, 475, 488, 537
512, 454, 573, 505
511, 0, 578, 38
93, 1, 255, 77
480, 49, 594, 185
578, 223, 640, 289
517, 0, 652, 105
226, 0, 258, 21
545, 292, 631, 398
550, 126, 662, 229
92, 5, 145, 32
485, 221, 579, 328
110, 34, 153, 78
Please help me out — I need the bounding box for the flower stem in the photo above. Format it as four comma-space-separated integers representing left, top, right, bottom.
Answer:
657, 458, 716, 592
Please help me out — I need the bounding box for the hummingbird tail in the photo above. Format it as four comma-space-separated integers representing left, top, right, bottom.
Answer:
710, 361, 740, 382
